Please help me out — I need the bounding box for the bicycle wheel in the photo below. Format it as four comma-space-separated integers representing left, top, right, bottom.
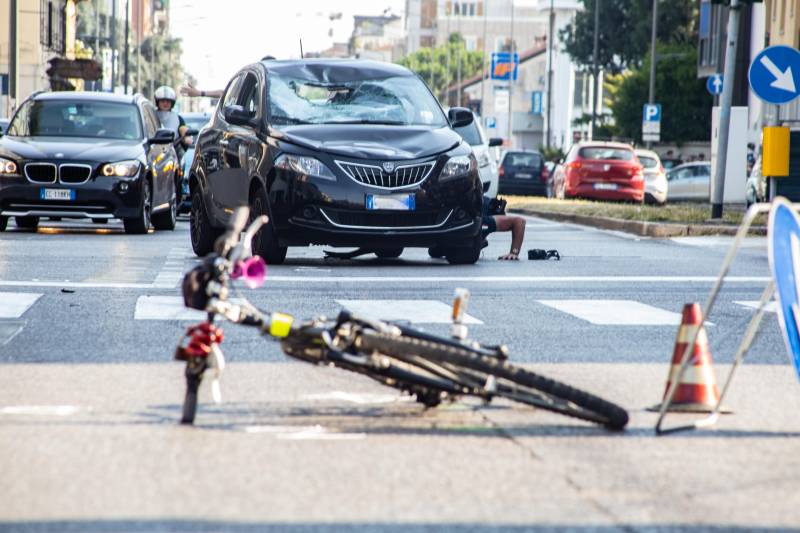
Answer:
356, 332, 629, 430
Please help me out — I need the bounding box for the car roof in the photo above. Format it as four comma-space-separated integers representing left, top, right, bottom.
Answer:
259, 58, 415, 81
669, 162, 710, 170
576, 141, 634, 150
32, 91, 140, 105
635, 149, 660, 159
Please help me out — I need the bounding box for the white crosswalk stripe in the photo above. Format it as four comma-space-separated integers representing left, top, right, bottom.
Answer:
336, 299, 482, 324
537, 299, 684, 326
735, 300, 779, 313
0, 292, 43, 318
134, 295, 206, 321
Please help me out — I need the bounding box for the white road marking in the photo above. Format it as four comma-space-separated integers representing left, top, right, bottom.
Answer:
302, 391, 414, 404
134, 296, 205, 320
152, 247, 190, 288
336, 299, 482, 324
671, 236, 767, 248
735, 300, 779, 313
538, 300, 685, 325
0, 405, 82, 416
241, 425, 366, 440
0, 292, 42, 318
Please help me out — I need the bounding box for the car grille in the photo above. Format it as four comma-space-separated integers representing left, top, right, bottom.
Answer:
321, 208, 445, 228
335, 160, 435, 189
24, 163, 57, 183
59, 164, 92, 184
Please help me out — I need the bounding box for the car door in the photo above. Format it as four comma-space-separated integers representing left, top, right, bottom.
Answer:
206, 73, 243, 216
667, 167, 691, 201
141, 102, 171, 207
691, 164, 711, 199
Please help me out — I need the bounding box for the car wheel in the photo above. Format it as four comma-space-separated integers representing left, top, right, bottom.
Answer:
375, 248, 403, 259
123, 179, 152, 234
152, 179, 177, 231
0, 216, 8, 232
15, 216, 39, 230
250, 187, 287, 265
444, 236, 482, 265
190, 187, 222, 256
428, 245, 445, 259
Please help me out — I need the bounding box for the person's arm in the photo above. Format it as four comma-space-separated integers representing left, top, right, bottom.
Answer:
180, 82, 223, 99
494, 215, 526, 260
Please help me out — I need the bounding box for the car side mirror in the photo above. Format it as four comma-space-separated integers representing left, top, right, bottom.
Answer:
148, 128, 176, 144
488, 137, 503, 147
448, 107, 474, 129
224, 105, 256, 127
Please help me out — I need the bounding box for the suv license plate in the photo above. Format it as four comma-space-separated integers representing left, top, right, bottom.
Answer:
593, 183, 618, 191
515, 173, 532, 179
40, 188, 75, 201
366, 194, 415, 211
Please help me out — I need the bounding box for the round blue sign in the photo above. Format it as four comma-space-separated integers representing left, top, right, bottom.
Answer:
768, 198, 800, 381
706, 74, 723, 96
749, 45, 800, 105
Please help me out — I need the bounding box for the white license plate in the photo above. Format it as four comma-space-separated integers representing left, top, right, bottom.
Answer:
366, 194, 415, 211
515, 173, 532, 179
40, 188, 75, 201
593, 183, 618, 191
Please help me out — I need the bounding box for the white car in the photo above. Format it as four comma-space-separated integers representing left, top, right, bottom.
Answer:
452, 112, 502, 198
635, 149, 668, 205
666, 162, 712, 202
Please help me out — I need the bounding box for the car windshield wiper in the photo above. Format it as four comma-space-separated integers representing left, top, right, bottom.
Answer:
325, 119, 405, 126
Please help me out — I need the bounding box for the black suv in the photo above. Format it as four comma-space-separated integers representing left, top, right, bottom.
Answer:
188, 59, 483, 264
0, 91, 181, 233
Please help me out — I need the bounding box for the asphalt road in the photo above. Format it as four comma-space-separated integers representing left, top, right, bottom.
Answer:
0, 215, 798, 532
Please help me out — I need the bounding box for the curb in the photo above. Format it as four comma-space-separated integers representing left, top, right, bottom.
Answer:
510, 208, 767, 238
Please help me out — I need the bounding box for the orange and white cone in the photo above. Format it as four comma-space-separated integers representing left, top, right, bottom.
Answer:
650, 303, 730, 413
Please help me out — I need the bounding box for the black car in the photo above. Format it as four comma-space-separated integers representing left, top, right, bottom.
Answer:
0, 91, 181, 233
498, 150, 546, 196
189, 59, 483, 264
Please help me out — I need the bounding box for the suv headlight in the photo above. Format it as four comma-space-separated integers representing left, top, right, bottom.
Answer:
0, 157, 18, 176
275, 154, 336, 181
101, 160, 140, 177
440, 155, 476, 181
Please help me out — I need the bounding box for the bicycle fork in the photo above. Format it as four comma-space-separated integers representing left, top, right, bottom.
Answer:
175, 322, 226, 423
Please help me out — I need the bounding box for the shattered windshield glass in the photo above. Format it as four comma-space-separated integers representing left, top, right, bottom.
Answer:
268, 72, 447, 128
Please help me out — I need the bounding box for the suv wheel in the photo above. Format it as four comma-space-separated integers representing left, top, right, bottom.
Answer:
190, 187, 222, 256
152, 179, 177, 231
15, 216, 39, 230
123, 179, 151, 234
375, 248, 403, 259
0, 216, 7, 232
444, 236, 482, 265
250, 187, 287, 265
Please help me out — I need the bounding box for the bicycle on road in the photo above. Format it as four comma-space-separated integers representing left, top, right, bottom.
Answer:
174, 207, 629, 430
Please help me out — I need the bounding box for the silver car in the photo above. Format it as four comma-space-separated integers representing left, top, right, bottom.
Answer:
635, 149, 667, 205
452, 112, 501, 198
666, 162, 711, 202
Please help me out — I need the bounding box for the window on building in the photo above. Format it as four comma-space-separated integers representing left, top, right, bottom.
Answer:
464, 36, 477, 51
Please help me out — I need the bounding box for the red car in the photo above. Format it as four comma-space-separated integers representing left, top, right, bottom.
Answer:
552, 142, 645, 202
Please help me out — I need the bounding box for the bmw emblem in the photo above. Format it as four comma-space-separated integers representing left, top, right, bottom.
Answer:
382, 162, 395, 173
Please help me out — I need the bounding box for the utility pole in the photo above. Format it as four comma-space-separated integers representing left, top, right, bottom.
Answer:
123, 0, 130, 94
110, 0, 117, 93
9, 0, 18, 106
445, 6, 451, 105
94, 0, 100, 91
711, 0, 742, 220
546, 0, 555, 149
646, 0, 658, 149
456, 6, 462, 107
507, 0, 515, 147
480, 0, 488, 123
591, 0, 600, 139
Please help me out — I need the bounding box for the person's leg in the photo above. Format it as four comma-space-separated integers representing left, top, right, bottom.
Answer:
494, 215, 526, 260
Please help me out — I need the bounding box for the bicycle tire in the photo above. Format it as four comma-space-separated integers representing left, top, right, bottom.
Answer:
356, 332, 629, 430
180, 359, 205, 425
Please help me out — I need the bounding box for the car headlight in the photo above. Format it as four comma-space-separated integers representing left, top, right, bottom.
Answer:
0, 157, 18, 176
440, 155, 476, 180
101, 160, 140, 177
275, 154, 336, 181
477, 152, 490, 168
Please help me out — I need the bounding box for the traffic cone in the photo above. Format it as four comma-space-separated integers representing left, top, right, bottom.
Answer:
649, 303, 730, 413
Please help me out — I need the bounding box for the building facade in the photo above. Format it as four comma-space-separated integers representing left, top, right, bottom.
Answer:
405, 0, 438, 54
350, 14, 406, 62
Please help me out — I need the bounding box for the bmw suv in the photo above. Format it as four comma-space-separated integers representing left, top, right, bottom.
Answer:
188, 59, 484, 264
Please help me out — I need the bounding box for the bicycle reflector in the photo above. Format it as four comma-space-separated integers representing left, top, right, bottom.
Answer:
269, 313, 294, 338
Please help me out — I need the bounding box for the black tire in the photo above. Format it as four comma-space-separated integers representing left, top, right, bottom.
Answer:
123, 178, 151, 234
15, 216, 39, 230
190, 187, 222, 256
250, 187, 287, 265
181, 359, 205, 425
152, 178, 177, 230
375, 248, 403, 259
357, 332, 629, 430
428, 245, 445, 259
444, 236, 481, 265
0, 216, 7, 232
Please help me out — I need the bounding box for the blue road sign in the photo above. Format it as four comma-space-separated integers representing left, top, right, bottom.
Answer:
531, 91, 543, 114
485, 116, 496, 128
749, 45, 800, 104
642, 103, 661, 122
768, 198, 800, 381
706, 74, 723, 96
490, 52, 519, 81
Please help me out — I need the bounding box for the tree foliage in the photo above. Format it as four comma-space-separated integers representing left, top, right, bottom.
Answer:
560, 0, 697, 73
397, 34, 484, 102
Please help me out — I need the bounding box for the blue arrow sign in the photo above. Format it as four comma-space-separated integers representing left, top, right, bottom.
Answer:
749, 45, 800, 104
768, 198, 800, 381
706, 74, 723, 96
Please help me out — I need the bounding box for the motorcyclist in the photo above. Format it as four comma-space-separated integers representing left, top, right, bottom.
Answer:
154, 85, 190, 160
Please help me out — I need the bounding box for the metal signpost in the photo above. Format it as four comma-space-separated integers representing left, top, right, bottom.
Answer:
642, 103, 661, 143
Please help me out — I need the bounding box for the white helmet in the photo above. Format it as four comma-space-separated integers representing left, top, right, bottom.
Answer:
154, 85, 176, 105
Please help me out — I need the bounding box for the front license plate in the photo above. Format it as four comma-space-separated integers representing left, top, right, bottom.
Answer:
593, 183, 618, 191
366, 194, 416, 211
515, 173, 532, 179
40, 188, 75, 201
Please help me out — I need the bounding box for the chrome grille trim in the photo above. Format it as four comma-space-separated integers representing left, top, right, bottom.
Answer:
59, 164, 93, 184
319, 208, 453, 230
335, 160, 436, 190
24, 163, 57, 184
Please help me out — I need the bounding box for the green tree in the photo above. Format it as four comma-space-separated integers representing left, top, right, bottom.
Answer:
397, 34, 484, 102
608, 44, 711, 143
560, 0, 696, 73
